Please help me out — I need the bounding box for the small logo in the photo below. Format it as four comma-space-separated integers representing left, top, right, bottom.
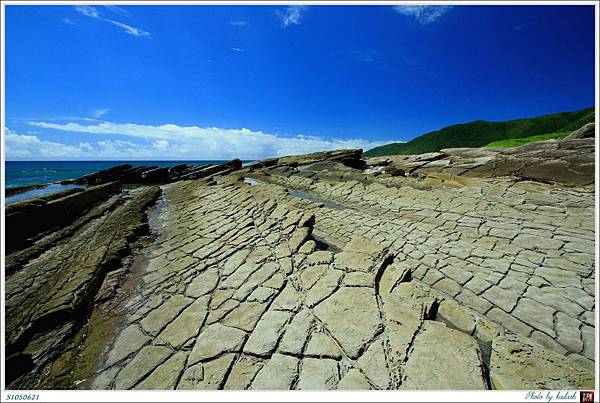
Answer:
580, 391, 594, 403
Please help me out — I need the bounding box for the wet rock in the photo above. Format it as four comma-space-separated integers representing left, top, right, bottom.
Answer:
5, 182, 121, 253
5, 186, 161, 388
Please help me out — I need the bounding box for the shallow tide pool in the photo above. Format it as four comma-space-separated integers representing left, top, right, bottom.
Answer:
5, 183, 85, 205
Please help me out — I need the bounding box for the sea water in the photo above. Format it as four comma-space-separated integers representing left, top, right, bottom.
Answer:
4, 160, 231, 189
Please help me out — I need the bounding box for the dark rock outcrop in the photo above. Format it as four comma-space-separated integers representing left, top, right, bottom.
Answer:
171, 159, 242, 181
249, 149, 364, 170
5, 186, 162, 388
77, 164, 133, 185
5, 182, 121, 254
5, 196, 123, 276
6, 184, 56, 197
75, 160, 242, 185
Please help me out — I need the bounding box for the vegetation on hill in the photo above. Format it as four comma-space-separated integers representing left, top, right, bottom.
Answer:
364, 107, 595, 157
484, 131, 570, 148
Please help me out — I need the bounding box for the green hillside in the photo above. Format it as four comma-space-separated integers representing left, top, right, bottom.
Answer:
364, 107, 595, 157
484, 131, 570, 148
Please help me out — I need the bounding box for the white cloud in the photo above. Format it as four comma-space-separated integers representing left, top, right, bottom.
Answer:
104, 5, 130, 17
5, 129, 94, 159
393, 5, 453, 25
91, 108, 110, 118
62, 18, 76, 26
107, 20, 151, 37
278, 6, 306, 27
75, 5, 151, 38
231, 47, 244, 53
19, 120, 396, 160
75, 5, 100, 18
230, 20, 248, 27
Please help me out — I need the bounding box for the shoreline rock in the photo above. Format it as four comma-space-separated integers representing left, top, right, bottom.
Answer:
3, 132, 596, 390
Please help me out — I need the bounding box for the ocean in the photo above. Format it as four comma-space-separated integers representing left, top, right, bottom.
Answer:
4, 160, 231, 189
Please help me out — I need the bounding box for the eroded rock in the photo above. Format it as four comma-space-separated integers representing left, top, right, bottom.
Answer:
490, 334, 594, 390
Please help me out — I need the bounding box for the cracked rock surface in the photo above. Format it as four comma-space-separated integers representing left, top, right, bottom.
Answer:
257, 160, 596, 374
5, 186, 162, 388
77, 166, 593, 390
5, 144, 595, 390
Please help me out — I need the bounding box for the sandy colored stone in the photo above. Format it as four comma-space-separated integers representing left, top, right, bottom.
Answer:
157, 296, 209, 348
222, 249, 251, 276
337, 368, 371, 390
220, 261, 260, 288
87, 365, 118, 390
140, 294, 193, 336
243, 310, 292, 356
482, 286, 520, 313
490, 334, 594, 390
221, 301, 268, 332
355, 339, 389, 389
224, 355, 264, 390
178, 353, 236, 390
278, 308, 313, 355
436, 300, 477, 334
305, 269, 343, 307
251, 353, 299, 390
185, 267, 219, 298
271, 283, 301, 311
304, 251, 334, 266
378, 261, 411, 294
135, 352, 188, 390
314, 287, 382, 359
400, 322, 487, 390
189, 323, 246, 365
247, 286, 277, 303
106, 324, 150, 366
305, 332, 342, 359
297, 358, 339, 390
334, 251, 377, 272
300, 264, 327, 289
512, 298, 556, 337
289, 227, 311, 253
114, 346, 172, 389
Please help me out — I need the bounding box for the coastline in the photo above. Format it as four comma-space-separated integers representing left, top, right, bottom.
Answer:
3, 135, 596, 390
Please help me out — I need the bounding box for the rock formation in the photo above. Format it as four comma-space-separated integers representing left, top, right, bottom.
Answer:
366, 124, 596, 186
3, 127, 596, 390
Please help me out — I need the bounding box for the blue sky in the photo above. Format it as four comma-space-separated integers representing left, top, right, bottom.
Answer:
4, 4, 596, 160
